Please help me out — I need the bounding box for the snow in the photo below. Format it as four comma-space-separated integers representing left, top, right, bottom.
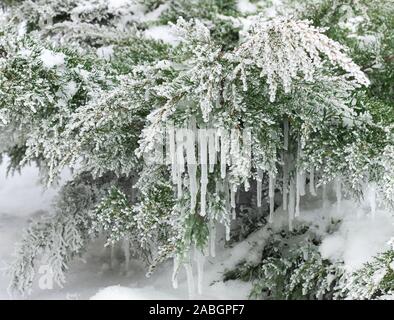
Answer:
1, 160, 393, 299
184, 263, 196, 299
0, 159, 62, 216
319, 206, 394, 270
91, 285, 178, 300
144, 25, 180, 45
237, 0, 258, 14
96, 45, 114, 60
40, 49, 65, 69
0, 159, 71, 299
139, 3, 170, 23
107, 0, 130, 11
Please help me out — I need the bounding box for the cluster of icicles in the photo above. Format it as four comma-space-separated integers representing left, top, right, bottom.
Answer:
166, 125, 252, 224
165, 121, 378, 298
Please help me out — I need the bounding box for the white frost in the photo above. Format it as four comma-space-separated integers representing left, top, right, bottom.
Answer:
40, 49, 65, 69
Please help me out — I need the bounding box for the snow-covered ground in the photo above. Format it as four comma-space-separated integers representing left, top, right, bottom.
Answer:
0, 160, 252, 300
0, 159, 393, 300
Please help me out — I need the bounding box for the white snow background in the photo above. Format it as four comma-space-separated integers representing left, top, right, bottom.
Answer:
0, 158, 393, 300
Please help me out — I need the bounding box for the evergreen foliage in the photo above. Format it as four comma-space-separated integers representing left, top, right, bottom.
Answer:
0, 0, 392, 297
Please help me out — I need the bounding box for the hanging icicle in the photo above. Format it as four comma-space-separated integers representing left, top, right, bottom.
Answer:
220, 129, 229, 179
243, 129, 252, 191
299, 171, 306, 196
176, 129, 185, 199
295, 169, 304, 217
186, 129, 197, 210
269, 173, 275, 223
199, 129, 208, 216
296, 137, 306, 203
215, 128, 220, 152
225, 183, 231, 239
231, 184, 237, 220
283, 118, 289, 151
208, 129, 216, 173
335, 177, 342, 213
309, 167, 317, 196
168, 126, 177, 185
230, 185, 236, 209
256, 169, 263, 208
288, 178, 295, 231
282, 153, 288, 211
230, 129, 240, 169
225, 224, 230, 241
184, 263, 195, 299
224, 177, 231, 213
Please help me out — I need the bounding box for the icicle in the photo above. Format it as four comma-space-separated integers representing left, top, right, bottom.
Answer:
199, 129, 208, 216
282, 153, 288, 211
208, 129, 216, 173
296, 136, 306, 203
269, 198, 274, 223
295, 178, 300, 218
299, 171, 306, 196
168, 126, 177, 184
269, 173, 275, 223
224, 178, 231, 213
172, 256, 180, 289
309, 167, 317, 196
184, 263, 195, 299
369, 182, 376, 218
295, 169, 304, 217
194, 250, 205, 295
288, 178, 295, 231
257, 180, 262, 208
283, 118, 289, 151
322, 183, 328, 209
230, 186, 236, 209
177, 171, 183, 199
225, 224, 230, 241
186, 129, 197, 210
256, 169, 263, 207
230, 129, 240, 168
176, 129, 185, 199
210, 223, 216, 257
220, 129, 229, 179
231, 185, 237, 219
215, 128, 220, 152
243, 129, 252, 175
335, 177, 342, 213
176, 129, 185, 172
269, 173, 275, 198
